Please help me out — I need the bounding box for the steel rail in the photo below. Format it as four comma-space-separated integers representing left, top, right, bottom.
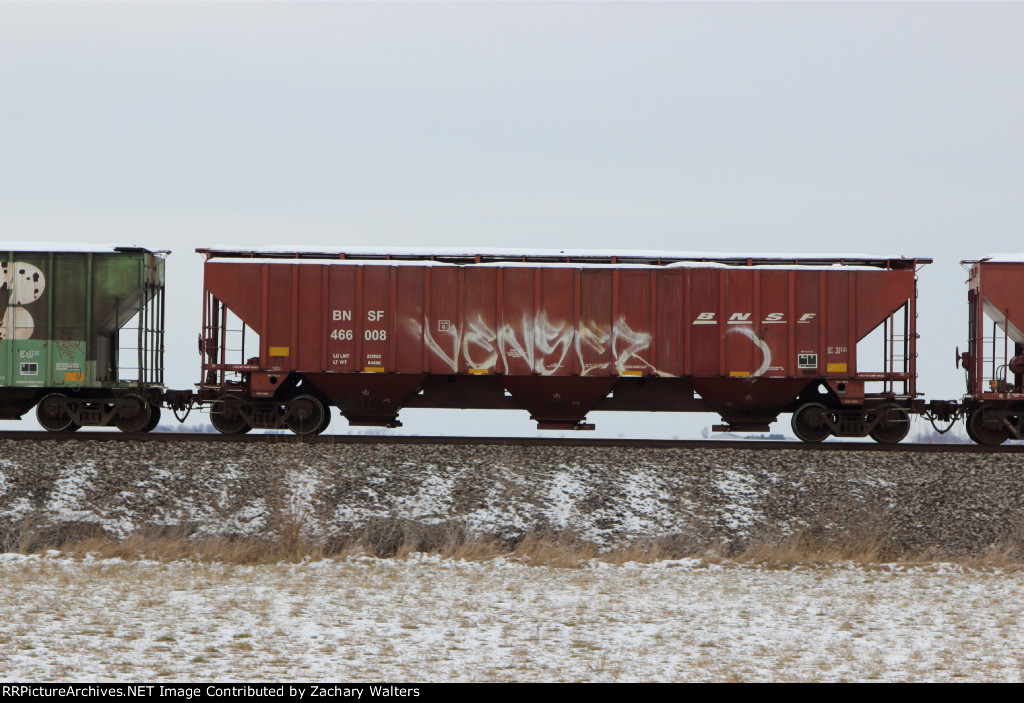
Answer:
0, 431, 1020, 453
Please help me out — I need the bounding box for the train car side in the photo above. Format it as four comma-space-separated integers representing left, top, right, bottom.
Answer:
195, 248, 929, 442
0, 245, 167, 432
959, 257, 1024, 444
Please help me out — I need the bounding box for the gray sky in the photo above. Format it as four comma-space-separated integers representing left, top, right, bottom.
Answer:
2, 1, 1022, 437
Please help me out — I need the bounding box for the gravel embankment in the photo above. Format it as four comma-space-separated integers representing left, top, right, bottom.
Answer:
1, 439, 1022, 557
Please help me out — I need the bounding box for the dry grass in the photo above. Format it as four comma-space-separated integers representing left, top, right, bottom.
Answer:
3, 515, 1023, 569
3, 552, 1024, 682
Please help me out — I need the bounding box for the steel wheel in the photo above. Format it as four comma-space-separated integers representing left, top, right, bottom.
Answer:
965, 414, 979, 444
869, 403, 911, 444
968, 409, 1009, 446
141, 404, 162, 433
791, 402, 831, 443
315, 403, 332, 435
286, 395, 327, 436
36, 393, 79, 432
115, 395, 153, 433
210, 396, 252, 435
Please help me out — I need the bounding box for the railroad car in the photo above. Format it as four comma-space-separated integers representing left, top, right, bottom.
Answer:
195, 247, 929, 443
0, 244, 166, 432
958, 256, 1024, 444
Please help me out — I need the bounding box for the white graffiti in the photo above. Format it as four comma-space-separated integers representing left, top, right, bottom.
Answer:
575, 321, 612, 375
501, 311, 575, 375
410, 310, 778, 380
611, 319, 662, 376
406, 318, 457, 371
726, 325, 772, 378
0, 262, 45, 342
463, 315, 499, 370
410, 313, 668, 377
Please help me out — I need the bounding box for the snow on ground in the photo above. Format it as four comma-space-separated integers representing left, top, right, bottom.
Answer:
4, 441, 1024, 681
2, 553, 1023, 682
4, 441, 1024, 557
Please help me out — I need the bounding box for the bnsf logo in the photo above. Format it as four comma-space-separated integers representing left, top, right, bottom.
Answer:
691, 313, 817, 325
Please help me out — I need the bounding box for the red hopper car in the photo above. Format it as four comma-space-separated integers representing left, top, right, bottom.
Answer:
196, 248, 930, 442
959, 256, 1024, 444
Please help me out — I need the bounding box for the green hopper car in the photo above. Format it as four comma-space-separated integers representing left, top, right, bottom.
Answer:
0, 244, 166, 431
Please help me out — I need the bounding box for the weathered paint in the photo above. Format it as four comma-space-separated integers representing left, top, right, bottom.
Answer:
963, 259, 1024, 401
0, 248, 164, 390
201, 252, 922, 427
204, 261, 914, 380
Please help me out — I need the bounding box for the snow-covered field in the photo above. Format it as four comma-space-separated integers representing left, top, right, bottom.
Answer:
2, 553, 1023, 682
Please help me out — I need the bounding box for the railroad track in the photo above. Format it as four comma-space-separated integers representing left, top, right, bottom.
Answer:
0, 431, 1021, 452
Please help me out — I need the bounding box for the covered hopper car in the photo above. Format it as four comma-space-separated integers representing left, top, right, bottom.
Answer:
958, 256, 1024, 445
194, 248, 933, 443
0, 244, 166, 432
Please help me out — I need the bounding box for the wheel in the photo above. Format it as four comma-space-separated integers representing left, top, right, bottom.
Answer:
141, 404, 162, 433
210, 396, 252, 435
791, 402, 832, 443
286, 395, 327, 436
115, 395, 153, 433
36, 394, 79, 432
965, 414, 979, 444
315, 403, 332, 435
869, 403, 911, 444
968, 409, 1009, 446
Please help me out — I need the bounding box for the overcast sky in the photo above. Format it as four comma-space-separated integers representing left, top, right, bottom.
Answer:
2, 2, 1022, 437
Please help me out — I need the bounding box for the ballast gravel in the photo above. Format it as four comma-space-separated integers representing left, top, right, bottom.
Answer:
1, 439, 1022, 556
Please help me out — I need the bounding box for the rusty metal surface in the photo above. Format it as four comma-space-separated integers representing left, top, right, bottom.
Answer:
964, 260, 1024, 401
198, 252, 926, 429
